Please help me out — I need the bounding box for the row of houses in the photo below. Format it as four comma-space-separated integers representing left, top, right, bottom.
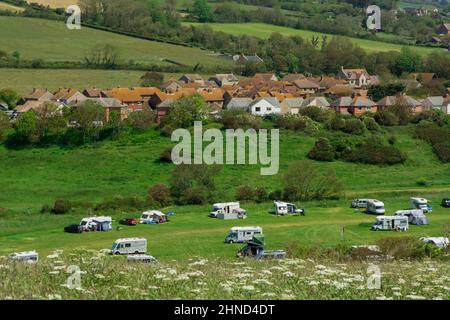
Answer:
3, 69, 449, 122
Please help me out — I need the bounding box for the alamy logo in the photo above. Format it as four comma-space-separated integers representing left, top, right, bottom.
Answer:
66, 5, 81, 30
366, 5, 381, 31
171, 122, 279, 176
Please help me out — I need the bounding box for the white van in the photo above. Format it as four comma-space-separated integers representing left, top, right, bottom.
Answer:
351, 199, 372, 209
80, 216, 112, 231
366, 200, 385, 215
140, 210, 166, 224
371, 216, 408, 231
210, 202, 242, 218
9, 251, 39, 263
410, 197, 431, 213
111, 238, 147, 255
273, 201, 304, 215
225, 226, 263, 243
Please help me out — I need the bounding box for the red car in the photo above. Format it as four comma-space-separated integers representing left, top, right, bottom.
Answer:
119, 218, 137, 226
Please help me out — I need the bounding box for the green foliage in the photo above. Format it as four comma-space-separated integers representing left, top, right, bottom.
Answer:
0, 88, 20, 108
169, 164, 220, 205
0, 112, 11, 141
389, 47, 423, 76
342, 118, 365, 135
147, 183, 172, 207
363, 117, 380, 131
191, 0, 214, 22
52, 198, 72, 214
274, 114, 307, 131
374, 110, 399, 126
368, 83, 406, 101
219, 108, 262, 130
344, 137, 407, 165
308, 137, 336, 162
415, 122, 450, 163
299, 106, 332, 123
236, 185, 255, 201
283, 160, 343, 201
140, 71, 164, 87
161, 95, 209, 133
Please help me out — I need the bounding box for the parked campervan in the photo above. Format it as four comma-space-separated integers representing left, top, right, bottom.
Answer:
9, 251, 38, 263
273, 201, 304, 215
225, 226, 263, 243
395, 209, 428, 225
111, 238, 147, 255
140, 210, 167, 224
80, 216, 112, 231
371, 216, 408, 231
351, 199, 372, 209
410, 197, 432, 213
366, 200, 385, 215
210, 202, 247, 219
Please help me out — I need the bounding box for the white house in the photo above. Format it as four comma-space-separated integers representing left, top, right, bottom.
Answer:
422, 96, 444, 110
248, 97, 280, 116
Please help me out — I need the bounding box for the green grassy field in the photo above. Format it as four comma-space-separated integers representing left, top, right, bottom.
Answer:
0, 1, 24, 12
185, 22, 443, 56
0, 69, 194, 95
0, 126, 449, 260
0, 16, 229, 67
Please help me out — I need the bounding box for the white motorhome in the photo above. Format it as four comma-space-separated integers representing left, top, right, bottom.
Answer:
111, 238, 147, 255
366, 200, 385, 215
9, 251, 38, 263
210, 202, 246, 219
273, 201, 304, 215
225, 226, 263, 243
80, 216, 112, 231
140, 210, 167, 224
395, 209, 428, 225
371, 216, 409, 231
409, 197, 431, 213
351, 199, 372, 209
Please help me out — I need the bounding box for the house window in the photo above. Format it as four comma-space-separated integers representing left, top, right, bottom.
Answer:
267, 107, 271, 111
255, 107, 261, 112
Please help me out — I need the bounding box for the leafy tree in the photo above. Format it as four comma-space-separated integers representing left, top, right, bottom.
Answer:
308, 138, 336, 161
191, 0, 213, 22
389, 47, 422, 76
84, 44, 120, 69
0, 89, 20, 109
72, 100, 105, 143
147, 183, 172, 207
140, 72, 164, 87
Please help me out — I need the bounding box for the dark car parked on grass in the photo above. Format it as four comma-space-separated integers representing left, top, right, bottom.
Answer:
442, 199, 450, 208
64, 224, 83, 233
119, 218, 137, 226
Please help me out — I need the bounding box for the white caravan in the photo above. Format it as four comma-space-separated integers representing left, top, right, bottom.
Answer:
366, 200, 385, 215
80, 216, 112, 231
225, 226, 263, 243
111, 238, 147, 255
395, 209, 428, 225
210, 202, 246, 219
351, 199, 372, 209
140, 210, 166, 224
409, 197, 431, 213
371, 216, 408, 231
9, 251, 38, 263
273, 201, 304, 215
126, 254, 157, 263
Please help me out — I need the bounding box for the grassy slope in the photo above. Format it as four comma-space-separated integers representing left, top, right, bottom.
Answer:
184, 22, 443, 56
0, 126, 449, 259
0, 1, 24, 12
0, 16, 229, 67
0, 69, 192, 95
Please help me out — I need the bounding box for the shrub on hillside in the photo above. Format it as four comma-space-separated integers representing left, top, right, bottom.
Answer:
376, 237, 445, 259
308, 137, 336, 161
159, 147, 173, 163
219, 109, 262, 130
415, 122, 450, 163
343, 138, 407, 165
388, 135, 397, 145
254, 187, 268, 203
52, 199, 72, 214
236, 185, 255, 201
283, 160, 343, 201
181, 187, 208, 205
147, 183, 172, 207
342, 118, 365, 135
299, 106, 333, 123
363, 117, 380, 131
327, 115, 346, 131
274, 114, 307, 131
374, 110, 399, 126
411, 109, 449, 126
127, 109, 156, 131
387, 104, 412, 125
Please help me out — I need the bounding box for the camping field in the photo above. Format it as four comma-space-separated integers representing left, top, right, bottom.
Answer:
184, 22, 443, 56
0, 126, 449, 260
0, 16, 229, 67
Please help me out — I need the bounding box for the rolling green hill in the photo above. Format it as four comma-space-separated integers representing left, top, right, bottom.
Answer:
184, 22, 444, 56
0, 126, 449, 259
0, 16, 229, 67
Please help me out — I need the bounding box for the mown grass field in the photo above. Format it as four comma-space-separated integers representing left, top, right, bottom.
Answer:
0, 126, 449, 260
0, 16, 229, 67
0, 69, 194, 95
185, 22, 443, 56
25, 0, 74, 7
